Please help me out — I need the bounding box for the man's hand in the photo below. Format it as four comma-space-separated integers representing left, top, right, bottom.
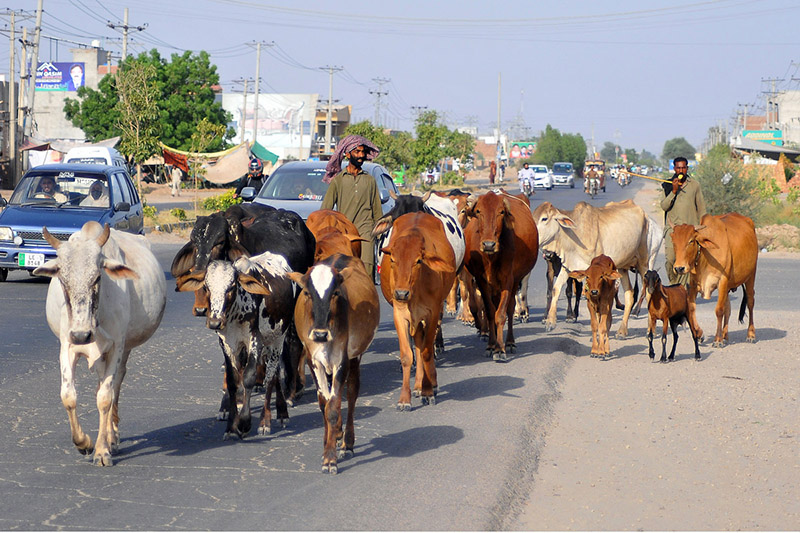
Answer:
672, 177, 681, 194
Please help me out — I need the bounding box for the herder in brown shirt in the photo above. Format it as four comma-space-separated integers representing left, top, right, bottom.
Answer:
322, 134, 383, 278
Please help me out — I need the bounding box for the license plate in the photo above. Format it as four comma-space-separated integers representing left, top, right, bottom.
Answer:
18, 253, 45, 267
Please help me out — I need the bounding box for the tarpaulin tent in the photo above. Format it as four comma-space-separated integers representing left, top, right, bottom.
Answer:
159, 142, 251, 184
250, 141, 279, 165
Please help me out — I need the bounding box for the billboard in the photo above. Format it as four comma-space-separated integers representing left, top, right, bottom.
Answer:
743, 129, 783, 146
35, 62, 85, 91
509, 141, 536, 159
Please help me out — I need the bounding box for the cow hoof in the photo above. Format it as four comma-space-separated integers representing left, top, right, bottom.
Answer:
253, 384, 266, 394
746, 337, 756, 344
222, 431, 241, 441
615, 331, 628, 340
484, 347, 494, 357
695, 354, 702, 361
93, 452, 113, 467
493, 351, 509, 363
322, 464, 338, 475
396, 402, 411, 412
505, 342, 516, 353
412, 389, 421, 398
344, 448, 354, 459
712, 340, 726, 348
544, 323, 556, 332
278, 417, 288, 428
78, 446, 94, 456
421, 395, 436, 406
257, 425, 271, 436
480, 332, 489, 341
565, 317, 577, 323
217, 411, 228, 421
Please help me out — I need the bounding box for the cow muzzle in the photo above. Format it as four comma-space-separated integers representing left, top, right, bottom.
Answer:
193, 307, 208, 317
674, 266, 686, 274
394, 289, 410, 302
481, 241, 497, 254
69, 330, 93, 345
312, 329, 330, 343
206, 317, 224, 330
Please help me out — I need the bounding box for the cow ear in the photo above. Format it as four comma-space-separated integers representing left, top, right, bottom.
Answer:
605, 271, 622, 281
568, 270, 586, 282
288, 271, 306, 289
556, 214, 576, 229
227, 242, 249, 262
372, 214, 393, 237
380, 245, 392, 257
238, 273, 270, 296
425, 255, 455, 274
697, 235, 718, 249
170, 241, 196, 277
33, 259, 59, 278
103, 259, 139, 280
176, 271, 204, 292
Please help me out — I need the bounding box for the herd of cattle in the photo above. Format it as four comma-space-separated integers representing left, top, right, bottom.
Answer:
32, 188, 759, 472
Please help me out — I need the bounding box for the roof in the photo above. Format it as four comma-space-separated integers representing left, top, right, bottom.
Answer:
732, 137, 800, 160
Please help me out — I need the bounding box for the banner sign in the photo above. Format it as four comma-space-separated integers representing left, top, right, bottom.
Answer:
743, 129, 783, 146
509, 141, 536, 159
35, 62, 85, 92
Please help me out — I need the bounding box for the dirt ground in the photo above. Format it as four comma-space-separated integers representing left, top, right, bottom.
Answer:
515, 187, 800, 530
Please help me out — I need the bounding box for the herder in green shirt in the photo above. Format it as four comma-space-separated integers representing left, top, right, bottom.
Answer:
661, 156, 706, 287
321, 134, 383, 278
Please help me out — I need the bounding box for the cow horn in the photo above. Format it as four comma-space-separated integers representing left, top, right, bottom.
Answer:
96, 224, 111, 247
42, 227, 61, 249
422, 190, 432, 202
389, 188, 398, 200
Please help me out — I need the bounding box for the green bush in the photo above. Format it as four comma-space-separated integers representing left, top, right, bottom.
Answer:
693, 150, 762, 222
440, 171, 464, 186
143, 205, 158, 220
202, 189, 241, 212
169, 208, 187, 221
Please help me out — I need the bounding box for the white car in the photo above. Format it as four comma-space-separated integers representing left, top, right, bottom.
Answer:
531, 165, 553, 190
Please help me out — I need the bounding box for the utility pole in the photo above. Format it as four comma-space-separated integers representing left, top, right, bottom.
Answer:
761, 77, 784, 129
8, 11, 17, 185
496, 72, 501, 170
319, 65, 343, 155
18, 26, 27, 131
107, 8, 147, 62
232, 77, 252, 143
23, 0, 43, 140
738, 103, 749, 135
369, 77, 389, 127
249, 41, 273, 147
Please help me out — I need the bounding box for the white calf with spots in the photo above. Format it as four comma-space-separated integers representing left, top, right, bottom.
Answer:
34, 221, 166, 466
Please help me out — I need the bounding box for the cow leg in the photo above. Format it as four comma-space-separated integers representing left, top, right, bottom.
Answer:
686, 282, 704, 342
60, 344, 93, 456
687, 315, 702, 360
514, 271, 530, 323
445, 276, 459, 316
543, 254, 558, 324
744, 277, 756, 343
615, 271, 634, 338
92, 354, 116, 467
566, 277, 581, 323
259, 345, 287, 435
394, 312, 415, 411
588, 304, 601, 357
234, 340, 263, 438
322, 365, 346, 474
109, 349, 131, 454
602, 309, 612, 357
476, 278, 498, 355
545, 269, 569, 331
282, 325, 305, 407
416, 320, 439, 405
496, 287, 517, 362
253, 359, 266, 394
343, 357, 361, 458
713, 279, 731, 347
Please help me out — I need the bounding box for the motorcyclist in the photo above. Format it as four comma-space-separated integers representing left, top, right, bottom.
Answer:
584, 167, 599, 195
518, 162, 535, 196
234, 158, 266, 198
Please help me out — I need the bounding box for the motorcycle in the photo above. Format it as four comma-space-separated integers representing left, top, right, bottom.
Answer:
586, 177, 598, 198
520, 178, 533, 198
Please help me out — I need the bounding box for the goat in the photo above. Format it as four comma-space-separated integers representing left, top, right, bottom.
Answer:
644, 270, 701, 362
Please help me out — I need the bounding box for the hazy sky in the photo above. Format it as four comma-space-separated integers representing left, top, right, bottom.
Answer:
4, 0, 800, 156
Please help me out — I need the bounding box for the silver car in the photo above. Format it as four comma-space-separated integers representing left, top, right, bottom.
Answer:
251, 160, 398, 220
552, 162, 575, 188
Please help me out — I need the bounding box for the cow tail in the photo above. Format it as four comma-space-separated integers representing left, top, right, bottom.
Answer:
738, 291, 748, 323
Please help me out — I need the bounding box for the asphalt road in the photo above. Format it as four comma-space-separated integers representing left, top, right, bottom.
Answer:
0, 177, 790, 530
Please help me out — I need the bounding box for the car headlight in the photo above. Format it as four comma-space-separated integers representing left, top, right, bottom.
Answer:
0, 227, 13, 241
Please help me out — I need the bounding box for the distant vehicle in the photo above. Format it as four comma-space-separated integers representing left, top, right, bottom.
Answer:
251, 160, 398, 221
531, 165, 553, 190
551, 162, 575, 188
0, 164, 143, 281
583, 159, 606, 192
64, 146, 128, 170
422, 166, 441, 186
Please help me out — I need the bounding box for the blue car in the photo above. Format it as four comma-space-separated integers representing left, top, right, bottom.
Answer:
0, 164, 144, 281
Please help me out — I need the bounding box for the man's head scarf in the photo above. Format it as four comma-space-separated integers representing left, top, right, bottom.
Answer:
323, 134, 380, 183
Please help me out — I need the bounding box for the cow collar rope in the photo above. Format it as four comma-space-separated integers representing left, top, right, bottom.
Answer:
491, 189, 530, 205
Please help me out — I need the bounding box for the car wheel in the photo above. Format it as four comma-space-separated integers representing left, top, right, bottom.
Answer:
570, 182, 575, 188
0, 268, 7, 282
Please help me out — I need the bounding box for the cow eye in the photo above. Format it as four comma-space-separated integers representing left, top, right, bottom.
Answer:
416, 258, 422, 265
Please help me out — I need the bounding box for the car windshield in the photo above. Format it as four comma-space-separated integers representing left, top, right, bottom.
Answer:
66, 157, 107, 164
10, 170, 110, 208
258, 166, 328, 201
533, 167, 548, 174
553, 164, 572, 173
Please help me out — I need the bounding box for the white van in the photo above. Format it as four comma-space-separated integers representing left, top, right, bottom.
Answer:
64, 146, 128, 170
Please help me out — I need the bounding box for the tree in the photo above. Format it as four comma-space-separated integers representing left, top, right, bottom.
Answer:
344, 120, 413, 172
115, 60, 161, 191
64, 49, 233, 151
188, 118, 227, 209
599, 141, 617, 162
412, 110, 450, 178
531, 124, 587, 173
693, 144, 761, 221
662, 137, 696, 163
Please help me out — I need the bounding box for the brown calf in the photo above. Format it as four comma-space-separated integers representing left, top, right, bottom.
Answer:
569, 254, 621, 358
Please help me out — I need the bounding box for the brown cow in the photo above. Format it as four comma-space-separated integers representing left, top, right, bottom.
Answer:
290, 254, 379, 474
670, 212, 758, 347
380, 212, 457, 410
569, 254, 621, 358
463, 191, 538, 361
306, 209, 365, 260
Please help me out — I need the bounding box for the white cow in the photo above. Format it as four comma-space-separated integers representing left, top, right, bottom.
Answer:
34, 222, 166, 466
